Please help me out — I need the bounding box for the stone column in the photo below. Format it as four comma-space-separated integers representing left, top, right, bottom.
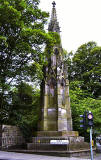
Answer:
65, 79, 73, 131
43, 83, 48, 131
57, 81, 62, 131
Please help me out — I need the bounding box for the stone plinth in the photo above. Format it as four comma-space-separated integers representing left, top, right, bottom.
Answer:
27, 134, 91, 156
27, 130, 90, 153
27, 129, 91, 156
37, 131, 79, 137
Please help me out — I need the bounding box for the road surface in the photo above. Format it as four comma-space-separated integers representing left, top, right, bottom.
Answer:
0, 151, 101, 160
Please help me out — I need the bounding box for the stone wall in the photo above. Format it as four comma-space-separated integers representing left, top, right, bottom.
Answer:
1, 125, 25, 148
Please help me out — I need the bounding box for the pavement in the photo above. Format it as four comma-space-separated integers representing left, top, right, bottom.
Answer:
0, 151, 101, 160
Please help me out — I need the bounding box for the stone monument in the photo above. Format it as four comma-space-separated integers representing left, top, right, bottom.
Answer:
38, 0, 75, 135
27, 2, 91, 156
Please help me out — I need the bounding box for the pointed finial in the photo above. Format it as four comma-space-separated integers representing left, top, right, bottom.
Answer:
52, 1, 56, 8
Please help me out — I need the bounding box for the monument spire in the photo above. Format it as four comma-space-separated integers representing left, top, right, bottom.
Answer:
48, 1, 60, 33
38, 2, 73, 132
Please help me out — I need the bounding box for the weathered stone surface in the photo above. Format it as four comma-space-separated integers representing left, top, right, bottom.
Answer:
2, 125, 23, 137
37, 131, 79, 137
28, 135, 90, 152
38, 1, 73, 132
1, 125, 25, 148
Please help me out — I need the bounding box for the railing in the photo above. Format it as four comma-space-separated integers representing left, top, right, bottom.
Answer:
0, 136, 25, 149
27, 137, 70, 151
32, 136, 84, 144
32, 137, 70, 145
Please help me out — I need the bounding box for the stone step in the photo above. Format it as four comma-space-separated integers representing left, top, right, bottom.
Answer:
27, 141, 90, 151
32, 136, 84, 143
27, 143, 68, 151
6, 148, 96, 157
37, 131, 79, 137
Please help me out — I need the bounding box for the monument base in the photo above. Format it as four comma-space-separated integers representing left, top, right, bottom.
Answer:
37, 131, 79, 137
27, 131, 93, 157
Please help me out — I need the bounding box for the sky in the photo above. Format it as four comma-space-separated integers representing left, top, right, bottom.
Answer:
39, 0, 101, 52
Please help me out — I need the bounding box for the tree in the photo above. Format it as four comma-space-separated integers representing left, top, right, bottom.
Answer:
68, 42, 101, 98
65, 41, 101, 137
70, 81, 101, 138
8, 82, 40, 140
0, 0, 56, 122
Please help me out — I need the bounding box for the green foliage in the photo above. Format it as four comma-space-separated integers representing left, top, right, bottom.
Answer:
0, 0, 100, 139
9, 82, 40, 140
70, 81, 101, 136
48, 32, 61, 45
68, 41, 101, 98
66, 42, 101, 136
0, 0, 58, 122
0, 0, 53, 85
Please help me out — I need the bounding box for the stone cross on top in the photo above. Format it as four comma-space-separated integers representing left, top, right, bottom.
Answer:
52, 1, 56, 8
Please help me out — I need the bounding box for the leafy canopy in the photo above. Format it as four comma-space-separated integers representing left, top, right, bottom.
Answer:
0, 0, 59, 122
68, 41, 101, 98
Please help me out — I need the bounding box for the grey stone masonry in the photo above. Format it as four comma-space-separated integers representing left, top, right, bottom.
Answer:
1, 125, 25, 148
40, 1, 72, 132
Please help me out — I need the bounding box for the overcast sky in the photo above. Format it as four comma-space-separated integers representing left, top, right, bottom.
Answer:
40, 0, 101, 52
